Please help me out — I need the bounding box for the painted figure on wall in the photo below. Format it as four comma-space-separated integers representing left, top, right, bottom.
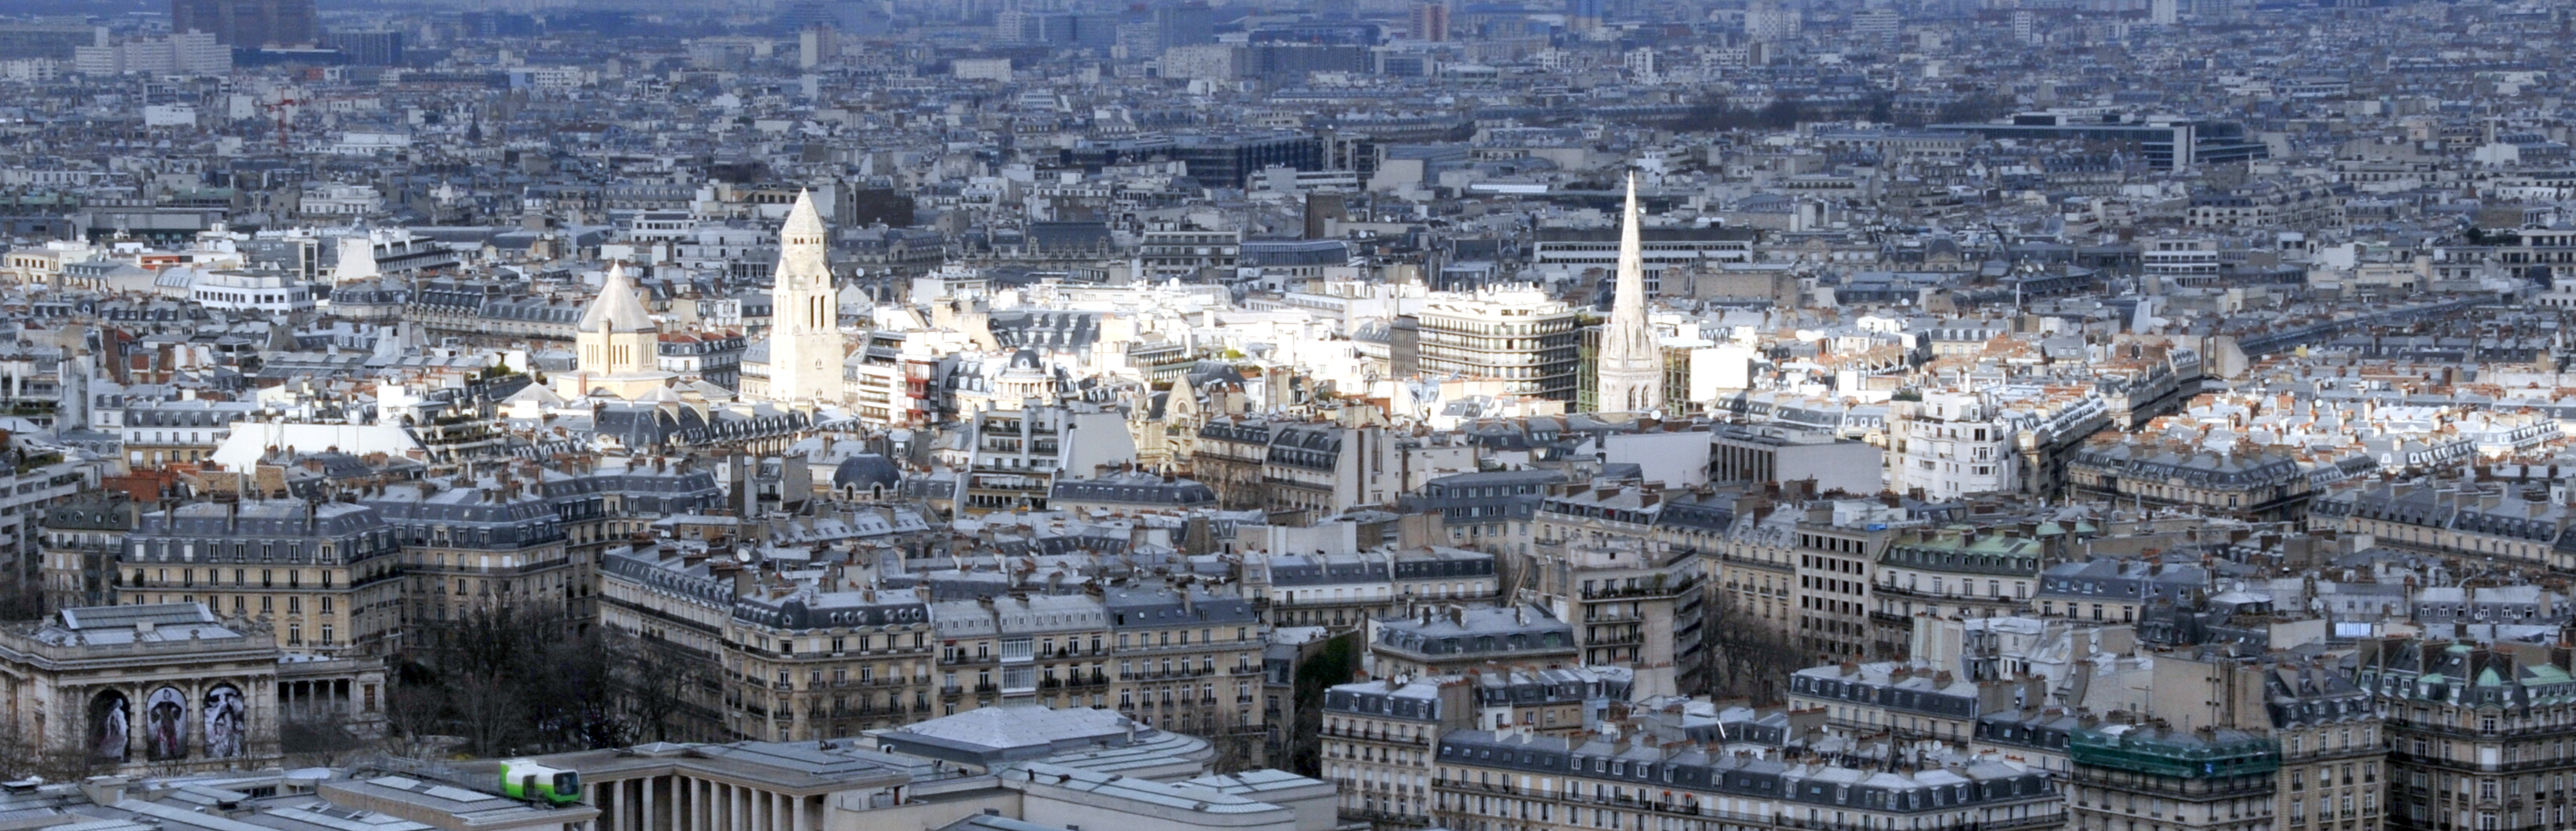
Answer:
90, 690, 130, 762
146, 686, 188, 760
203, 684, 245, 760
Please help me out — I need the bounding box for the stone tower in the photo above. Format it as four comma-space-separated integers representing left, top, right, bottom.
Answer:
576, 262, 656, 376
558, 261, 672, 400
768, 189, 844, 404
1595, 172, 1663, 414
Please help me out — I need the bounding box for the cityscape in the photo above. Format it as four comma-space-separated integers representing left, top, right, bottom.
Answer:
0, 1, 2568, 831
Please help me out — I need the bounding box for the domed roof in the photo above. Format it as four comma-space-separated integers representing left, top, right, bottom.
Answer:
832, 454, 902, 490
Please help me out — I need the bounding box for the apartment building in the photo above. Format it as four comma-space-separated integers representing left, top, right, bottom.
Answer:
109, 397, 259, 466
1868, 526, 2053, 657
1324, 669, 1635, 830
2034, 559, 2209, 624
1524, 481, 1705, 694
537, 457, 729, 560
0, 450, 98, 604
37, 494, 137, 610
1790, 502, 1899, 661
597, 545, 938, 743
931, 593, 1114, 713
1708, 501, 1798, 632
1887, 391, 2023, 499
1368, 604, 1577, 679
1193, 410, 1454, 517
946, 403, 1138, 514
1786, 660, 2028, 745
1887, 387, 2109, 500
2066, 437, 2314, 521
362, 476, 576, 650
2066, 722, 2280, 831
1140, 228, 1242, 277
2308, 481, 2576, 570
1427, 730, 2063, 831
1324, 676, 1472, 828
2353, 638, 2568, 831
2144, 653, 2382, 831
1249, 547, 1500, 630
118, 499, 404, 656
1406, 469, 1562, 554
1100, 586, 1268, 746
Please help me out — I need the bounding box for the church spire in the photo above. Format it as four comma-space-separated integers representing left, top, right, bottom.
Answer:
765, 187, 844, 404
783, 188, 827, 247
1595, 171, 1663, 414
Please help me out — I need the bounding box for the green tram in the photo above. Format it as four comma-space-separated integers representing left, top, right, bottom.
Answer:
498, 759, 582, 805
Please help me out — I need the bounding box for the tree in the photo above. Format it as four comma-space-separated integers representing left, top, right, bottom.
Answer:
1285, 633, 1359, 778
617, 630, 713, 744
1695, 591, 1805, 703
1757, 98, 1809, 130
280, 709, 371, 768
1932, 93, 2013, 125
0, 583, 45, 623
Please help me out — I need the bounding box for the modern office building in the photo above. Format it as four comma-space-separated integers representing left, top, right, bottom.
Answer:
171, 0, 318, 46
1393, 288, 1582, 403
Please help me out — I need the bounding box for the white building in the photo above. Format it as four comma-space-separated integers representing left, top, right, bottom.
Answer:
1887, 390, 2022, 499
72, 32, 227, 75
188, 269, 314, 314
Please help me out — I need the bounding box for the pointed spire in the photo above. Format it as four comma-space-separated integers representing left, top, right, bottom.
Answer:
1616, 171, 1645, 311
577, 262, 656, 334
1595, 170, 1663, 414
783, 188, 827, 243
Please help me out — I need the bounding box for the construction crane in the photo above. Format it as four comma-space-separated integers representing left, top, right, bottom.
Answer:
259, 98, 307, 150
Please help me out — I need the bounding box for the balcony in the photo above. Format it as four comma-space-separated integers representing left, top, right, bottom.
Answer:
1323, 726, 1429, 745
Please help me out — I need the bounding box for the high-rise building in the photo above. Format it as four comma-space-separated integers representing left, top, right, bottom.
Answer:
1156, 2, 1215, 49
0, 22, 104, 60
1410, 2, 1450, 41
764, 190, 846, 404
171, 0, 318, 47
328, 29, 402, 65
1594, 173, 1662, 414
1565, 0, 1603, 30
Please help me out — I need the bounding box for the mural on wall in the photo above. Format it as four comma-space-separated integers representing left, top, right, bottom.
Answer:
146, 686, 188, 760
89, 690, 129, 762
203, 683, 246, 760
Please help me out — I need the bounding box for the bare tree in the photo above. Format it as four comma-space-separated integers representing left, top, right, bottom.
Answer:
616, 630, 713, 743
281, 709, 370, 768
1696, 592, 1806, 704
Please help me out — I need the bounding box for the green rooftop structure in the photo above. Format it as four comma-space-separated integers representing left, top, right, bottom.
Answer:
2068, 723, 2281, 831
2069, 723, 2282, 779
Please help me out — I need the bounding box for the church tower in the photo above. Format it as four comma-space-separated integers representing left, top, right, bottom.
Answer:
577, 262, 657, 376
1595, 172, 1664, 414
557, 261, 673, 400
767, 189, 844, 404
